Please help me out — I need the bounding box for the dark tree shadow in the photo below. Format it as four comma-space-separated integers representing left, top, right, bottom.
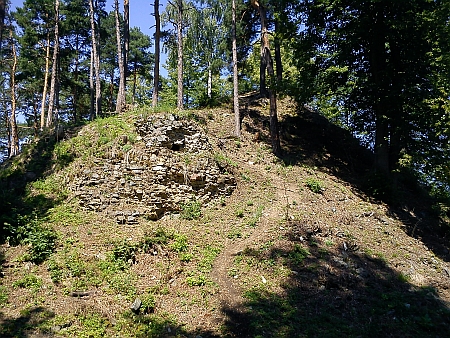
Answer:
0, 128, 79, 245
219, 224, 450, 337
242, 100, 449, 264
0, 307, 55, 337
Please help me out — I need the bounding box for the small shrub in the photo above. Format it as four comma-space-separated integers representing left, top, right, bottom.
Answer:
170, 234, 188, 253
179, 253, 193, 262
235, 209, 244, 218
0, 286, 8, 305
186, 275, 207, 287
13, 274, 43, 291
113, 240, 137, 265
24, 226, 58, 264
180, 200, 202, 220
140, 293, 156, 313
141, 228, 170, 252
305, 178, 325, 194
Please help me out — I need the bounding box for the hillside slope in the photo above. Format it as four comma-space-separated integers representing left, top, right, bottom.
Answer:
0, 97, 449, 337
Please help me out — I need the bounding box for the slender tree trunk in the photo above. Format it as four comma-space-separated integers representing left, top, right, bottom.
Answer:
207, 63, 212, 99
40, 30, 51, 130
89, 0, 101, 118
251, 0, 268, 98
123, 0, 129, 88
89, 49, 95, 118
109, 71, 114, 111
232, 0, 240, 137
0, 0, 5, 51
176, 0, 184, 110
115, 0, 126, 113
9, 28, 19, 157
47, 0, 60, 128
152, 0, 160, 107
370, 4, 390, 174
73, 33, 79, 123
274, 19, 282, 84
132, 57, 137, 104
252, 0, 281, 155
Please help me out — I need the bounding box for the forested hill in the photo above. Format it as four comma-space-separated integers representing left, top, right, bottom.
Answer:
0, 98, 449, 337
1, 0, 450, 334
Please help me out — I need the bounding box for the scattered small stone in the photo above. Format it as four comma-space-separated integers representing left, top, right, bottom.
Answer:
444, 267, 450, 278
261, 276, 267, 284
130, 298, 142, 313
69, 291, 91, 297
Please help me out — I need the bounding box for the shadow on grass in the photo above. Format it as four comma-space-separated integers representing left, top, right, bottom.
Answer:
242, 100, 450, 263
0, 128, 78, 248
219, 224, 450, 337
0, 307, 55, 337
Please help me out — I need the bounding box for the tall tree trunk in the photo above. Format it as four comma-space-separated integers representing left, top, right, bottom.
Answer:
207, 63, 212, 99
47, 0, 60, 128
0, 0, 5, 51
274, 18, 283, 84
89, 0, 102, 118
252, 0, 281, 155
115, 0, 126, 114
9, 28, 19, 157
89, 49, 95, 118
252, 0, 268, 98
123, 0, 129, 87
176, 0, 184, 110
132, 57, 137, 104
232, 0, 240, 137
370, 4, 390, 174
73, 33, 79, 123
152, 0, 160, 107
40, 30, 51, 130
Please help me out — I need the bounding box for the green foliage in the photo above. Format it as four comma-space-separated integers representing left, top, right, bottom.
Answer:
289, 244, 310, 265
113, 240, 137, 265
0, 286, 8, 305
186, 274, 207, 287
77, 313, 108, 338
140, 293, 156, 313
4, 211, 57, 264
247, 205, 264, 227
141, 228, 171, 252
305, 178, 325, 194
180, 200, 202, 220
170, 234, 188, 253
214, 152, 237, 169
13, 274, 43, 291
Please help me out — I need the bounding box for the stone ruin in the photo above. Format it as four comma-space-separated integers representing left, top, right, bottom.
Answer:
68, 113, 236, 224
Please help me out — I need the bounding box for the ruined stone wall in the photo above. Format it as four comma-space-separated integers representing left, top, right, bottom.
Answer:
69, 114, 236, 224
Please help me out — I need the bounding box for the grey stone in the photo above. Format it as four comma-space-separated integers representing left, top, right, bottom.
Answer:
130, 298, 142, 313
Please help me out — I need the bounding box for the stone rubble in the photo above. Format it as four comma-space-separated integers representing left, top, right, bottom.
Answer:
68, 113, 236, 223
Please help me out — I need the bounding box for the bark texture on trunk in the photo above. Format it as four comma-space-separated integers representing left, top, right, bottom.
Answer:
40, 31, 51, 129
0, 0, 5, 50
115, 0, 126, 114
152, 0, 160, 107
251, 0, 269, 98
176, 0, 184, 110
47, 0, 60, 128
232, 0, 240, 137
89, 0, 101, 118
123, 0, 129, 88
251, 0, 281, 155
9, 28, 19, 157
